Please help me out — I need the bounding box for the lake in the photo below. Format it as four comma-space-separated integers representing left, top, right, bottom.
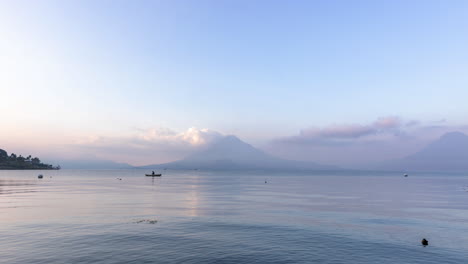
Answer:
0, 169, 467, 263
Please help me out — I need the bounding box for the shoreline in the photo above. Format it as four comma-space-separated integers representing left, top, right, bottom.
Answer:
0, 167, 60, 170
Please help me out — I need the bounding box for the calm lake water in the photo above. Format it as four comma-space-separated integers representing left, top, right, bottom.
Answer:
0, 169, 467, 263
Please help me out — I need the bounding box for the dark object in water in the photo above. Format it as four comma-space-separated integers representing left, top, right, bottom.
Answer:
38, 174, 43, 179
421, 238, 428, 246
135, 219, 158, 224
404, 174, 408, 177
145, 174, 161, 177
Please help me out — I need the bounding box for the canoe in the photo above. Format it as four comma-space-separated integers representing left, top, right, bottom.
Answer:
145, 174, 162, 177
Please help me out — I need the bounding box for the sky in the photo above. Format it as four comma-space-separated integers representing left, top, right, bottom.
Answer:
1, 0, 468, 166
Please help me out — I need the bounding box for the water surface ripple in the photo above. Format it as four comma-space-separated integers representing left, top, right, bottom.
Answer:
0, 169, 467, 263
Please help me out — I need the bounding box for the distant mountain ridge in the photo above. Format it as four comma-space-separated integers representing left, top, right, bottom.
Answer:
52, 159, 134, 169
377, 131, 468, 172
141, 135, 336, 170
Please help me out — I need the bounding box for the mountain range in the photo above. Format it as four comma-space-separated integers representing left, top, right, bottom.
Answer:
49, 159, 134, 170
376, 131, 468, 172
36, 131, 468, 172
140, 135, 336, 170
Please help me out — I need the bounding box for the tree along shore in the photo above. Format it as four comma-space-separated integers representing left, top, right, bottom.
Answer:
0, 149, 60, 170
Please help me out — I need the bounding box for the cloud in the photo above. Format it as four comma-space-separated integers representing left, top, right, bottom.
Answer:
405, 120, 420, 127
136, 127, 223, 146
280, 116, 404, 145
266, 116, 468, 167
300, 124, 375, 139
77, 127, 222, 147
70, 127, 224, 165
373, 116, 401, 129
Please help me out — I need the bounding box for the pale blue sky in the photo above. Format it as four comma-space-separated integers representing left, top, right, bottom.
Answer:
1, 0, 468, 164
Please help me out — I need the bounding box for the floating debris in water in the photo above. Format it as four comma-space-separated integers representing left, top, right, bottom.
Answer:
134, 219, 158, 224
421, 238, 429, 247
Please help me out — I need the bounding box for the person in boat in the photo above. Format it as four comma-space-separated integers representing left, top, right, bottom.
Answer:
152, 171, 155, 175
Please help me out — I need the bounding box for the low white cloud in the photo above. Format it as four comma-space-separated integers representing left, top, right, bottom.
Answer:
70, 127, 224, 165
34, 117, 468, 168
267, 117, 468, 167
133, 127, 223, 147
280, 116, 404, 145
373, 116, 401, 129
300, 124, 375, 139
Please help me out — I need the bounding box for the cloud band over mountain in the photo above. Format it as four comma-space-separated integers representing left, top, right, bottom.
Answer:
70, 127, 224, 165
278, 116, 404, 144
23, 117, 468, 168
267, 117, 468, 167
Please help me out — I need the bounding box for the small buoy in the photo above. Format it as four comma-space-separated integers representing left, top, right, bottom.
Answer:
421, 238, 428, 246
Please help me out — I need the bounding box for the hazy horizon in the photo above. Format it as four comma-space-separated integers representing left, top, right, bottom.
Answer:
2, 1, 468, 166
2, 2, 468, 263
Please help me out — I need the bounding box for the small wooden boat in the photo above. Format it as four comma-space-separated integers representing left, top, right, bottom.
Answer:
145, 173, 162, 177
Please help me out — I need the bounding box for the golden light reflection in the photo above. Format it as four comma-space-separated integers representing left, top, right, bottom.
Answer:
187, 184, 200, 217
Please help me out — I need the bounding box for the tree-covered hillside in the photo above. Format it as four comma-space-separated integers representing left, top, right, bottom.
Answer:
0, 149, 59, 170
